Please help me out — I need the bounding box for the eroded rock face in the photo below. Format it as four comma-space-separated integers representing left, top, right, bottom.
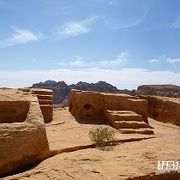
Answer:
0, 101, 29, 123
0, 89, 50, 177
69, 89, 152, 134
69, 90, 105, 124
139, 95, 180, 126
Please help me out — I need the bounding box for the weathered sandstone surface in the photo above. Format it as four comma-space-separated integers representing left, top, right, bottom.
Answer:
69, 89, 154, 134
3, 108, 180, 180
0, 89, 50, 177
1, 88, 180, 179
139, 95, 180, 126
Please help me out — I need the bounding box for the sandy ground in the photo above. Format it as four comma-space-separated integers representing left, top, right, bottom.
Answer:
3, 108, 180, 180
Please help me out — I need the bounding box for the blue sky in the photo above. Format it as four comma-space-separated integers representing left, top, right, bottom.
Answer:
0, 0, 180, 89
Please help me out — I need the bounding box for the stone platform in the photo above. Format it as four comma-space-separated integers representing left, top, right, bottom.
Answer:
69, 89, 154, 134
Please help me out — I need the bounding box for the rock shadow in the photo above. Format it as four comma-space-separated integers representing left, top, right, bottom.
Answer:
75, 103, 108, 125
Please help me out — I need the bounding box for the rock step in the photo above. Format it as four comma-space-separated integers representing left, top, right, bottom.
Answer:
39, 99, 53, 105
120, 128, 154, 135
40, 105, 53, 123
31, 89, 53, 95
36, 94, 53, 100
113, 121, 149, 129
113, 114, 143, 122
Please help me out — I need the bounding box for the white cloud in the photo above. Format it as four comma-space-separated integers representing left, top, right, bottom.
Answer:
58, 56, 88, 67
0, 68, 179, 90
99, 52, 128, 66
57, 62, 66, 66
69, 60, 86, 67
166, 58, 180, 68
149, 59, 160, 63
0, 27, 42, 48
167, 58, 180, 64
149, 56, 180, 67
54, 16, 98, 39
170, 16, 180, 29
113, 7, 148, 29
58, 52, 128, 69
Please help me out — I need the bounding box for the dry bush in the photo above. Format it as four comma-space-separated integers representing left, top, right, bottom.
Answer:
89, 127, 116, 151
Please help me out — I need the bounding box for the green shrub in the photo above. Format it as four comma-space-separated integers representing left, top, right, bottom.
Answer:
88, 127, 116, 151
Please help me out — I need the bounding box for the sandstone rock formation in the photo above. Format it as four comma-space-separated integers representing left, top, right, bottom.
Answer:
0, 88, 50, 177
69, 89, 154, 134
2, 107, 180, 180
139, 95, 180, 126
1, 88, 180, 179
136, 84, 180, 98
31, 88, 53, 123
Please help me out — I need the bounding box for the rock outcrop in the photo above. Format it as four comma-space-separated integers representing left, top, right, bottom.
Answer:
69, 89, 154, 134
139, 95, 180, 126
0, 88, 50, 177
136, 84, 180, 98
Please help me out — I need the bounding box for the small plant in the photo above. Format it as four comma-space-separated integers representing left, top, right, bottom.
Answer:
89, 127, 116, 151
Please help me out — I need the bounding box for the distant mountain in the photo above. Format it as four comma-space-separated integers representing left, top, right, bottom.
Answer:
69, 81, 119, 93
32, 80, 126, 106
136, 84, 180, 98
